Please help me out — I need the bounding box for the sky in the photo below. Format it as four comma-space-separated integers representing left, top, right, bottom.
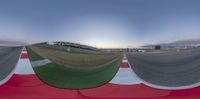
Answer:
0, 0, 200, 48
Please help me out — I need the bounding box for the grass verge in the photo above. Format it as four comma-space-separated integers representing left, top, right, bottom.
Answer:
27, 46, 122, 89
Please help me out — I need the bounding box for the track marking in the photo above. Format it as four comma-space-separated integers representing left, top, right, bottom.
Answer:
31, 59, 52, 67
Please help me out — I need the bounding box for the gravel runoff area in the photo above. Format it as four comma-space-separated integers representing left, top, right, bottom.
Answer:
127, 48, 200, 90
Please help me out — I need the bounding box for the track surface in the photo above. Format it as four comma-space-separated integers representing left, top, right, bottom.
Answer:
127, 48, 200, 89
0, 47, 22, 81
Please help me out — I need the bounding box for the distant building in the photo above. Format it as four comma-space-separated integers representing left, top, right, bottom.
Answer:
137, 49, 146, 52
47, 41, 55, 45
48, 41, 98, 51
155, 45, 161, 50
126, 48, 129, 52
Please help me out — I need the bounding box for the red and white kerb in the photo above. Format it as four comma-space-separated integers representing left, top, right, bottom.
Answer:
109, 54, 141, 85
14, 47, 35, 75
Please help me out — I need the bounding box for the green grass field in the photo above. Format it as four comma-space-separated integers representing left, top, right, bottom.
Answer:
29, 46, 119, 67
0, 46, 7, 48
27, 46, 122, 89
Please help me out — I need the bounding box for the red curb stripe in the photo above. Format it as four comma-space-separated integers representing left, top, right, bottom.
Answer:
20, 53, 28, 59
120, 62, 129, 68
0, 75, 79, 98
5, 74, 43, 87
80, 83, 170, 98
22, 47, 27, 51
169, 86, 200, 96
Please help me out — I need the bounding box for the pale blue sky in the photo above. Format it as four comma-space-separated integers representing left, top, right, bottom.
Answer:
0, 0, 200, 48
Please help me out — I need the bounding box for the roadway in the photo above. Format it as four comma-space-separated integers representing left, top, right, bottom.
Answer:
0, 47, 22, 82
127, 48, 200, 89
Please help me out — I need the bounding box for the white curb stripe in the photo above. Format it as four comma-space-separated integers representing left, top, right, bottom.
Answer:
15, 59, 35, 75
110, 68, 142, 85
14, 47, 35, 75
31, 59, 51, 67
21, 51, 27, 54
110, 53, 142, 85
122, 60, 128, 63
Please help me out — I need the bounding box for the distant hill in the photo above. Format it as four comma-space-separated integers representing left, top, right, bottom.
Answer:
142, 39, 200, 49
0, 39, 27, 46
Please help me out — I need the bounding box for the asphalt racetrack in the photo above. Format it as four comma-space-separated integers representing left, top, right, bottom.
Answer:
127, 48, 200, 89
0, 47, 22, 81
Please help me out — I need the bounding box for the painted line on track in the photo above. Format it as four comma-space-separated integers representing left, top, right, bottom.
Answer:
31, 59, 52, 67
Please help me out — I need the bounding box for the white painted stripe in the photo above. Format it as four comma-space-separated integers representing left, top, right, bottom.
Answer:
31, 59, 51, 67
123, 54, 127, 60
15, 59, 35, 75
122, 60, 128, 63
21, 51, 27, 54
110, 68, 142, 85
